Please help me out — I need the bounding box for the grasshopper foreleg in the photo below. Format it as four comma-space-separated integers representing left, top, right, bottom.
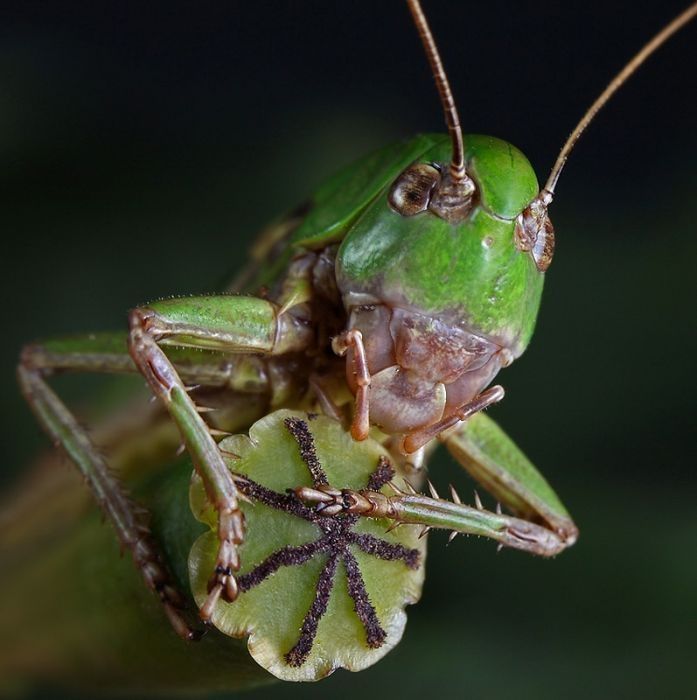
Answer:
332, 330, 371, 441
296, 473, 569, 557
128, 295, 313, 620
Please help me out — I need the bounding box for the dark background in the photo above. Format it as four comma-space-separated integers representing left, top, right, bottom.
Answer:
2, 1, 696, 698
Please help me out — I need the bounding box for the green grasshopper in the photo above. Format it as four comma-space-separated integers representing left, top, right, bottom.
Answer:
10, 0, 697, 687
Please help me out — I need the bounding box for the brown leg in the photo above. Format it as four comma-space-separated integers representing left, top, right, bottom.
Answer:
333, 330, 371, 440
18, 348, 199, 640
402, 384, 505, 453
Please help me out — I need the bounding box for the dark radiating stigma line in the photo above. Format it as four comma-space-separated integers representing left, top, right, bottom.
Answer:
348, 531, 421, 570
342, 547, 387, 649
285, 553, 340, 667
284, 416, 328, 486
232, 415, 420, 667
367, 455, 395, 490
237, 540, 324, 593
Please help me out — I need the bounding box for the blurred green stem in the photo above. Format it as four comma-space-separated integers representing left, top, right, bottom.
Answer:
0, 456, 273, 695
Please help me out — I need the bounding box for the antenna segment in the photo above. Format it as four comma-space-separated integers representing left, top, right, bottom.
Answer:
406, 0, 466, 182
545, 2, 697, 198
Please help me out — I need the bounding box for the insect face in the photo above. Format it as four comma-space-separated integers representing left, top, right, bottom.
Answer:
330, 0, 696, 450
335, 134, 546, 441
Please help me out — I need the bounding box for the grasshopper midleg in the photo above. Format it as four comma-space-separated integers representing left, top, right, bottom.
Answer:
18, 345, 196, 640
18, 256, 320, 634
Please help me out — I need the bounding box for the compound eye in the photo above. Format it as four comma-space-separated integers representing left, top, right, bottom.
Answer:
515, 198, 555, 272
530, 216, 555, 271
388, 162, 441, 216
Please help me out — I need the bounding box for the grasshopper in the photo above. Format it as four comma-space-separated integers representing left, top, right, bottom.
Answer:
7, 0, 697, 688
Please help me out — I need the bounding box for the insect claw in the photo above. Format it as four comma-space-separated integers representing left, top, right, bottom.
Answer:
449, 484, 462, 504
318, 503, 344, 516
162, 602, 198, 641
473, 490, 484, 511
223, 574, 239, 603
237, 491, 254, 506
187, 626, 207, 642
295, 486, 335, 504
427, 480, 440, 500
418, 526, 431, 539
199, 583, 223, 622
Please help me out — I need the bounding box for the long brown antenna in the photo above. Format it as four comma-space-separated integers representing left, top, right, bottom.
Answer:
406, 0, 466, 182
544, 2, 697, 198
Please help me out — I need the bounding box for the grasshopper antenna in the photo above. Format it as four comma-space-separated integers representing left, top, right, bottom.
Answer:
406, 0, 467, 183
544, 2, 697, 200
392, 0, 475, 223
516, 2, 697, 272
